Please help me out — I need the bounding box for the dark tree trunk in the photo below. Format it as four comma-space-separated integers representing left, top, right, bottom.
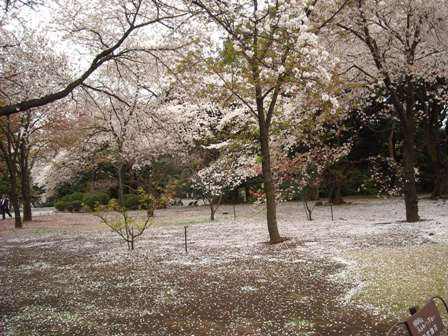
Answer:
400, 79, 419, 222
21, 174, 32, 222
244, 186, 250, 203
423, 104, 448, 199
402, 134, 419, 221
210, 204, 216, 221
388, 126, 396, 160
439, 170, 448, 197
9, 170, 22, 228
19, 141, 32, 221
2, 143, 22, 228
259, 123, 281, 243
303, 199, 313, 221
430, 164, 448, 198
307, 185, 320, 201
117, 164, 125, 206
326, 169, 345, 205
208, 195, 222, 221
328, 184, 345, 205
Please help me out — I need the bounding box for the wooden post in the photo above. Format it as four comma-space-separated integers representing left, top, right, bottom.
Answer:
184, 226, 188, 254
330, 202, 334, 221
409, 306, 419, 315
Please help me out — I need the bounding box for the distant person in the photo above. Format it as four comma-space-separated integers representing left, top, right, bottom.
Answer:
1, 195, 12, 220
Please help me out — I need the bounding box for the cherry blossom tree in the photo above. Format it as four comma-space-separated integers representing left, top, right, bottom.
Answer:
1, 0, 40, 12
0, 0, 190, 117
332, 0, 448, 221
0, 114, 23, 227
179, 0, 345, 243
0, 106, 55, 226
192, 151, 257, 221
35, 54, 193, 208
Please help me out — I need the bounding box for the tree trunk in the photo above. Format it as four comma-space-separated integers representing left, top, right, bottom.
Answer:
209, 195, 222, 221
440, 169, 448, 197
303, 199, 313, 221
3, 146, 22, 228
401, 80, 419, 222
117, 164, 125, 206
19, 143, 32, 221
21, 174, 32, 222
402, 134, 419, 221
259, 123, 281, 243
9, 172, 22, 228
210, 204, 215, 221
328, 184, 345, 205
307, 185, 320, 201
431, 161, 442, 199
431, 165, 448, 199
244, 186, 250, 203
388, 126, 396, 160
423, 105, 448, 199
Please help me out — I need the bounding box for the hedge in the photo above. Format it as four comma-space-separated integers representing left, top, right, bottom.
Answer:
55, 192, 110, 212
82, 192, 109, 210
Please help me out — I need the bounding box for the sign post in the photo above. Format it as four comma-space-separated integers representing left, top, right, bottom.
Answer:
405, 300, 444, 336
386, 297, 448, 336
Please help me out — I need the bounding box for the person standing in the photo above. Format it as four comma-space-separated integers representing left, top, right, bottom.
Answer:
1, 195, 12, 220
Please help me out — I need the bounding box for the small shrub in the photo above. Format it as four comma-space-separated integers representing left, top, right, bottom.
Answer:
123, 193, 140, 210
60, 192, 84, 202
65, 200, 82, 212
83, 192, 109, 210
156, 195, 169, 209
54, 200, 67, 211
55, 192, 111, 212
95, 193, 153, 251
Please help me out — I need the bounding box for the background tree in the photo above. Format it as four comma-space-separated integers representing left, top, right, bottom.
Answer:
332, 0, 448, 221
192, 152, 257, 221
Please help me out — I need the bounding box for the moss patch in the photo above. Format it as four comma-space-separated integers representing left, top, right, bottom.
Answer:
349, 244, 448, 318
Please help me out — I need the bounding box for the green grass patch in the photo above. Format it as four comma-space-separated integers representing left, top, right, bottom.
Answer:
349, 244, 448, 319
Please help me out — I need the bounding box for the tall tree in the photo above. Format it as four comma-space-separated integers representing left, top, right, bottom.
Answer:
333, 0, 448, 221
0, 114, 24, 227
181, 0, 344, 242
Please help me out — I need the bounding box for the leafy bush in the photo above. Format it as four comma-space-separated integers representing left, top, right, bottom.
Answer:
55, 192, 110, 212
95, 196, 153, 251
54, 200, 67, 211
55, 199, 83, 212
123, 194, 140, 210
60, 192, 84, 202
65, 200, 82, 212
82, 192, 109, 210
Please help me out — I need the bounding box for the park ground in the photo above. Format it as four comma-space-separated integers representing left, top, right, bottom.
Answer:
1, 197, 448, 335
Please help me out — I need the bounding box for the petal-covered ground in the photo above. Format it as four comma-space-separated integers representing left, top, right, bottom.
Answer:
1, 197, 447, 335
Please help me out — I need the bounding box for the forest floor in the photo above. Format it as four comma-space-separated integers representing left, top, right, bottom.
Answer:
1, 197, 448, 336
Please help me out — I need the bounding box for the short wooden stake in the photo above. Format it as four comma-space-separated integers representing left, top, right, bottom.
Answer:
184, 226, 188, 254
